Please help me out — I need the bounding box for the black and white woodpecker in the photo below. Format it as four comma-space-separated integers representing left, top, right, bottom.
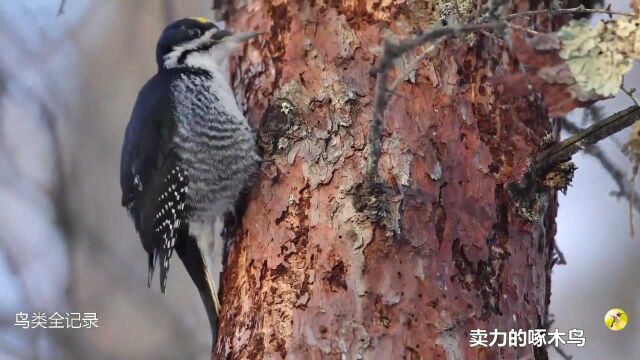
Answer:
119, 17, 260, 345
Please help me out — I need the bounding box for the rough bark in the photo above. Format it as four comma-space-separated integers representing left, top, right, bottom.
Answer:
218, 1, 557, 358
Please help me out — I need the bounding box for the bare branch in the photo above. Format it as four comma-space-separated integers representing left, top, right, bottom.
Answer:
621, 83, 640, 107
366, 58, 391, 180
509, 107, 640, 223
533, 106, 640, 176
560, 118, 640, 213
384, 22, 503, 58
506, 22, 539, 35
389, 43, 438, 92
57, 0, 66, 16
506, 5, 635, 20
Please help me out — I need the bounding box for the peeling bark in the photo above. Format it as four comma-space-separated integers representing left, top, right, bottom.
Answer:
218, 1, 558, 359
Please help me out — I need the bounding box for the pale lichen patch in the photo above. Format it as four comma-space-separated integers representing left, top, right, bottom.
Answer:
558, 17, 640, 100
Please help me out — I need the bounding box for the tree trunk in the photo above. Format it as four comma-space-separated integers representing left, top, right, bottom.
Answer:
218, 1, 557, 358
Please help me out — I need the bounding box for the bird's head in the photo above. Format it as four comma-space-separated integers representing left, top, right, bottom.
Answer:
156, 17, 259, 72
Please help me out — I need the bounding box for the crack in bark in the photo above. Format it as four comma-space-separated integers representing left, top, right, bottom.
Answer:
325, 260, 347, 292
451, 187, 510, 320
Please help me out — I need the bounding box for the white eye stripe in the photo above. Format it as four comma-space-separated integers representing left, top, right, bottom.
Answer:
163, 28, 219, 68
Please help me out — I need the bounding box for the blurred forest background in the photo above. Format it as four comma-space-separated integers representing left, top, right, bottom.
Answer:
0, 1, 637, 359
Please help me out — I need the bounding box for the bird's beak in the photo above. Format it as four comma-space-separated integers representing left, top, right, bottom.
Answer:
226, 31, 261, 43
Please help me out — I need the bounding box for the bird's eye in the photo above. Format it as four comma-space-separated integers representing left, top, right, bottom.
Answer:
189, 28, 201, 37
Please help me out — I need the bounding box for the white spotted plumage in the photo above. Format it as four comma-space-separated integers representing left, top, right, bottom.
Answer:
152, 164, 188, 292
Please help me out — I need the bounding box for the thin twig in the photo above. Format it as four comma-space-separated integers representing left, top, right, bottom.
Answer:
533, 106, 640, 175
506, 5, 635, 20
560, 118, 640, 213
366, 22, 504, 180
506, 22, 539, 35
367, 58, 392, 180
57, 0, 66, 16
386, 22, 503, 56
621, 84, 640, 107
544, 312, 573, 358
389, 43, 438, 91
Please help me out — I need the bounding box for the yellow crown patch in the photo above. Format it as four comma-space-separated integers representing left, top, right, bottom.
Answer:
190, 17, 210, 24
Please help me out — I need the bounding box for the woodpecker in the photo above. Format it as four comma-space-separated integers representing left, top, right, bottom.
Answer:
119, 17, 260, 346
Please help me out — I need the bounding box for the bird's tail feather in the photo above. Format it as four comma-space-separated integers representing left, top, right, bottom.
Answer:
147, 252, 156, 288
175, 235, 220, 348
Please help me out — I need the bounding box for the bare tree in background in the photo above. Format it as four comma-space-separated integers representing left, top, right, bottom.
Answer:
0, 2, 216, 359
0, 15, 73, 359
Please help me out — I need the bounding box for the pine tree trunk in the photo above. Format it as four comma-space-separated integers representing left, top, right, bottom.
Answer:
217, 1, 557, 358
